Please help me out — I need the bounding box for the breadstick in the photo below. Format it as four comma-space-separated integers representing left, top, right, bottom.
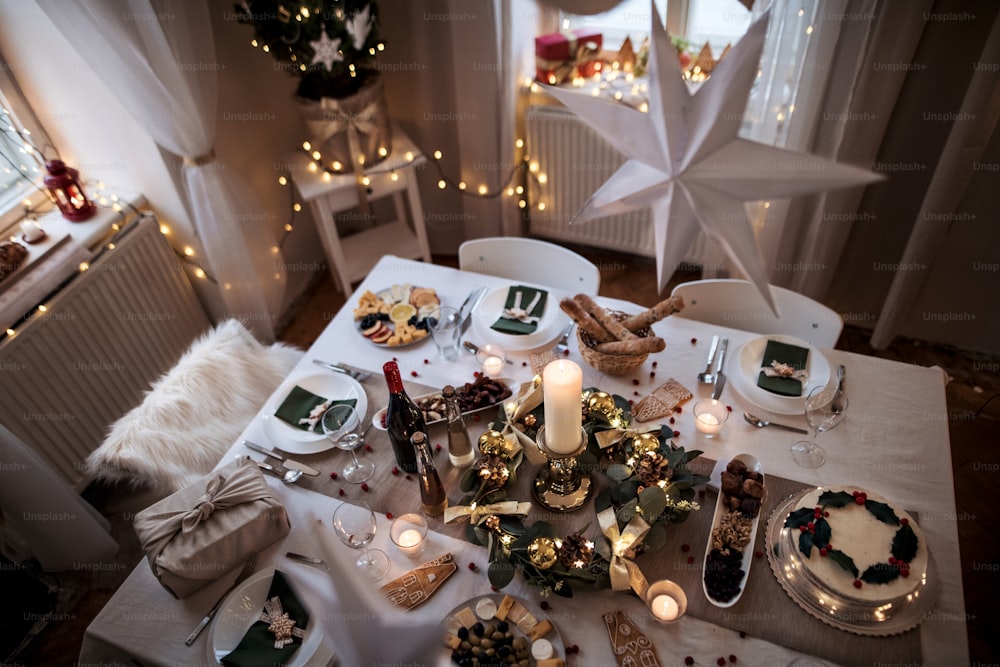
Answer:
559, 297, 614, 343
594, 336, 666, 355
573, 294, 636, 341
621, 295, 685, 332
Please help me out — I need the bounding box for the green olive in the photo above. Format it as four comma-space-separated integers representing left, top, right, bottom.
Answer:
469, 636, 481, 647
461, 640, 471, 650
511, 637, 527, 651
481, 638, 493, 650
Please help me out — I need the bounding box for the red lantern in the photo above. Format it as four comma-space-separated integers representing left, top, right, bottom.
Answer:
44, 160, 96, 222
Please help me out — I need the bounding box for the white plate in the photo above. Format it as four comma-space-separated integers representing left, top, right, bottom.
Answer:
371, 377, 515, 431
703, 453, 765, 608
442, 593, 564, 665
470, 286, 570, 351
207, 568, 333, 667
729, 335, 831, 415
262, 371, 368, 454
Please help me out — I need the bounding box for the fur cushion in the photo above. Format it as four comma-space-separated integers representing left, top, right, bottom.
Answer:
88, 319, 303, 492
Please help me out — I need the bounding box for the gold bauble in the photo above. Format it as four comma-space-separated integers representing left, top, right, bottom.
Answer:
631, 432, 661, 457
478, 430, 508, 457
587, 391, 616, 417
526, 537, 559, 570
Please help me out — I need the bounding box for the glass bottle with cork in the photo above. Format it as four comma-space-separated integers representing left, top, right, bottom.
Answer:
442, 385, 474, 468
410, 431, 447, 517
382, 360, 423, 473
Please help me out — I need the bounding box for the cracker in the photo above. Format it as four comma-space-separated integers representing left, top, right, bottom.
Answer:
632, 378, 692, 422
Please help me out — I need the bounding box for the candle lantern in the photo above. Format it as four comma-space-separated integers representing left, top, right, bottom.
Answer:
44, 160, 96, 222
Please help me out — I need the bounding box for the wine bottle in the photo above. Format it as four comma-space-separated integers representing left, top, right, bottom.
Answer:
382, 360, 423, 473
442, 385, 474, 468
411, 431, 448, 516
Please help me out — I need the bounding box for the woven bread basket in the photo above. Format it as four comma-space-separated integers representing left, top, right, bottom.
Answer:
576, 310, 651, 375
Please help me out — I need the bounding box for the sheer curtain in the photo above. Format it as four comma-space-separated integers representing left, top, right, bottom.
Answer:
37, 0, 285, 341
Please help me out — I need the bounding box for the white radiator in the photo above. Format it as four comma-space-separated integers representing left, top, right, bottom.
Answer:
526, 104, 711, 263
0, 215, 210, 490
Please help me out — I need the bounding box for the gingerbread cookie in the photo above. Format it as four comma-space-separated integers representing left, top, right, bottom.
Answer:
603, 610, 661, 667
380, 553, 456, 610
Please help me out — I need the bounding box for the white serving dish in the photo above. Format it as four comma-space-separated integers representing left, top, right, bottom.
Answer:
371, 377, 514, 431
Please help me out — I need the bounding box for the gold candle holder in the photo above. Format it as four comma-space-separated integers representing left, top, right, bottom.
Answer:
531, 424, 592, 512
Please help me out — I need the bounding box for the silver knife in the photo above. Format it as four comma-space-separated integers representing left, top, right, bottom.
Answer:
836, 364, 846, 391
712, 337, 729, 400
459, 286, 488, 332
243, 440, 320, 476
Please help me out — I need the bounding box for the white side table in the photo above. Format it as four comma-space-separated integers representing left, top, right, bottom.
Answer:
289, 129, 431, 294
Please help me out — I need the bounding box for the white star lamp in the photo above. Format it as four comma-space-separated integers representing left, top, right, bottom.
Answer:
545, 2, 882, 311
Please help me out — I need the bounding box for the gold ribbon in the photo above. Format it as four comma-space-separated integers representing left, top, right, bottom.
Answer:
500, 376, 548, 465
443, 500, 532, 525
260, 596, 306, 649
305, 96, 382, 212
536, 41, 601, 84
594, 422, 662, 450
598, 506, 650, 596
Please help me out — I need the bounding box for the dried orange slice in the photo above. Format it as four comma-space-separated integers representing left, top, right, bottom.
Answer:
389, 303, 417, 323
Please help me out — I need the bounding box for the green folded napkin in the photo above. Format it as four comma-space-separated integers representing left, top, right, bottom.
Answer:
221, 570, 309, 667
756, 339, 809, 397
274, 385, 356, 432
490, 285, 548, 335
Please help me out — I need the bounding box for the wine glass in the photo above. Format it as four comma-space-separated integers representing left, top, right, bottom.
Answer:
322, 404, 374, 483
332, 501, 389, 581
791, 385, 848, 468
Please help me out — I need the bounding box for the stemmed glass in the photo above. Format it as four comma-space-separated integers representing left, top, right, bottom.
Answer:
332, 501, 389, 581
322, 404, 374, 483
791, 385, 849, 468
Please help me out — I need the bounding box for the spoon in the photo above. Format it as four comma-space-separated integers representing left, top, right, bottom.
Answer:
255, 460, 303, 483
743, 412, 809, 434
463, 340, 513, 364
697, 335, 721, 384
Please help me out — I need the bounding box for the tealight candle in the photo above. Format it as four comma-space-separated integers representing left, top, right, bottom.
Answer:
475, 344, 506, 377
542, 359, 583, 454
694, 399, 729, 438
645, 579, 687, 623
390, 513, 427, 557
20, 220, 43, 242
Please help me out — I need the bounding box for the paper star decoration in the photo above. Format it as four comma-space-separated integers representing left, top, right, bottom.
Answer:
546, 2, 881, 311
346, 4, 373, 50
310, 29, 343, 71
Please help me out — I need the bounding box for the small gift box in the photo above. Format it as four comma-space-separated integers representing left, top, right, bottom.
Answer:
535, 29, 603, 84
133, 458, 291, 599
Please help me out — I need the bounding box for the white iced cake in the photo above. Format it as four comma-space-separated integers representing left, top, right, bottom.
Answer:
782, 486, 927, 606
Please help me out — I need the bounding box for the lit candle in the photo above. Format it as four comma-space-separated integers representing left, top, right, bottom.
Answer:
482, 356, 504, 376
651, 594, 679, 621
542, 359, 583, 454
694, 399, 728, 438
390, 513, 427, 557
476, 344, 507, 377
397, 529, 422, 548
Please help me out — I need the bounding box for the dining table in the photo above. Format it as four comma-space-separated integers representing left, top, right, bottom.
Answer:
78, 254, 968, 667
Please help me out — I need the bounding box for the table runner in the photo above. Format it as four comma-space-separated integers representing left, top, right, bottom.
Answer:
267, 377, 923, 667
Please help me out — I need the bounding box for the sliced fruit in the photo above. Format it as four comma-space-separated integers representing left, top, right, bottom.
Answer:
390, 303, 417, 323
362, 320, 384, 336
371, 327, 393, 344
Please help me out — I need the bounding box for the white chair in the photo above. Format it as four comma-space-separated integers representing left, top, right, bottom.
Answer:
670, 279, 843, 348
458, 237, 601, 293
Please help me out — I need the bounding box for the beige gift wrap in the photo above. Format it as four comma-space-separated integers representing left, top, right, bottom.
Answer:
133, 458, 290, 599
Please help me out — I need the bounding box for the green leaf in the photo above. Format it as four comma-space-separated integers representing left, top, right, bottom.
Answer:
861, 562, 900, 585
594, 489, 612, 513
638, 486, 667, 520
616, 499, 638, 524
785, 507, 815, 529
606, 463, 633, 482
813, 518, 832, 548
594, 534, 612, 561
664, 448, 686, 470
818, 490, 855, 508
891, 524, 919, 563
469, 525, 486, 546
488, 557, 516, 588
611, 480, 640, 505
670, 471, 693, 488
459, 468, 478, 493
798, 530, 814, 557
643, 522, 667, 551
865, 499, 900, 526
826, 549, 859, 578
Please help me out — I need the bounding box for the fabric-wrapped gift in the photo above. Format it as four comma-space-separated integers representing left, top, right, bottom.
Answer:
133, 458, 291, 599
535, 29, 603, 84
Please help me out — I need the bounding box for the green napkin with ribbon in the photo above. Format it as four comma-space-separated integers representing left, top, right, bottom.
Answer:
221, 570, 309, 667
490, 285, 548, 335
757, 339, 809, 396
274, 385, 356, 432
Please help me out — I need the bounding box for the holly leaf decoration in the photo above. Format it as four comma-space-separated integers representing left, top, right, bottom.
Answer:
864, 499, 900, 526
891, 524, 919, 563
785, 507, 815, 529
798, 530, 814, 557
812, 518, 832, 548
826, 549, 859, 578
818, 490, 854, 508
861, 562, 900, 585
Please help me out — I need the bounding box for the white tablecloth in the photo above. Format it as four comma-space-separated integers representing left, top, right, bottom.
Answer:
80, 255, 967, 666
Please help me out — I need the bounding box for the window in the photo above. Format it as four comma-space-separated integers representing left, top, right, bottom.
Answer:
0, 56, 49, 231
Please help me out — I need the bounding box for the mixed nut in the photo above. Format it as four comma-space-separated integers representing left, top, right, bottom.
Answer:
415, 376, 512, 423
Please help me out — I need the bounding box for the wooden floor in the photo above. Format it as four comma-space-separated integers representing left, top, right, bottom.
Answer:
6, 244, 997, 665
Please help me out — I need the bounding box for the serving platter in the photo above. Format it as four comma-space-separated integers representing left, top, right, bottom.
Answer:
354, 283, 441, 348
371, 377, 514, 431
441, 593, 564, 665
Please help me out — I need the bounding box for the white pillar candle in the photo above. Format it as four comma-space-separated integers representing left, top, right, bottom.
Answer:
542, 359, 583, 454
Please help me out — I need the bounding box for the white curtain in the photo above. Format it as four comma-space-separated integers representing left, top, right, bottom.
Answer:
37, 0, 285, 342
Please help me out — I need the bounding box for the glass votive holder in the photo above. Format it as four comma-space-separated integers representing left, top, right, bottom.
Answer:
389, 513, 428, 558
645, 579, 687, 623
694, 399, 729, 438
475, 344, 507, 377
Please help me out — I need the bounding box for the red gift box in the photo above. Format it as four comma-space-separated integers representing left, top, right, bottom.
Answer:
535, 29, 603, 85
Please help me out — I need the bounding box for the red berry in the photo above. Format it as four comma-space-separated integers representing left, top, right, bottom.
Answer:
364, 444, 372, 452
824, 511, 830, 517
819, 548, 828, 557
473, 371, 481, 377
691, 338, 698, 344
669, 417, 675, 424
674, 406, 682, 413
491, 585, 499, 592
632, 379, 640, 385
853, 579, 862, 589
726, 405, 733, 412
754, 550, 764, 559
423, 359, 429, 364
338, 488, 345, 496
652, 361, 658, 368
468, 562, 477, 571
435, 443, 442, 452
634, 391, 640, 396
329, 471, 338, 480
729, 655, 738, 663
827, 544, 833, 551
685, 658, 694, 666
900, 517, 909, 525
563, 349, 570, 356
410, 371, 418, 377
814, 509, 822, 518
901, 570, 910, 578
569, 644, 580, 654
806, 522, 815, 530
386, 512, 393, 520
673, 430, 679, 437
718, 658, 727, 666
687, 556, 694, 564
888, 557, 897, 565
799, 525, 808, 532
361, 483, 369, 492
855, 497, 865, 505
391, 466, 399, 476
681, 543, 691, 552
405, 474, 412, 480
649, 371, 655, 378
474, 414, 481, 421
521, 361, 528, 366
540, 601, 551, 610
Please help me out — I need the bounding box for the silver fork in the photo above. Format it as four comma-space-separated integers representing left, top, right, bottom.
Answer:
312, 359, 373, 381
553, 323, 575, 355
185, 551, 259, 645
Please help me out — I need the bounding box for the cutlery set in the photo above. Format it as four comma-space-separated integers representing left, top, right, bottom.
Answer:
185, 552, 259, 645
701, 335, 729, 400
